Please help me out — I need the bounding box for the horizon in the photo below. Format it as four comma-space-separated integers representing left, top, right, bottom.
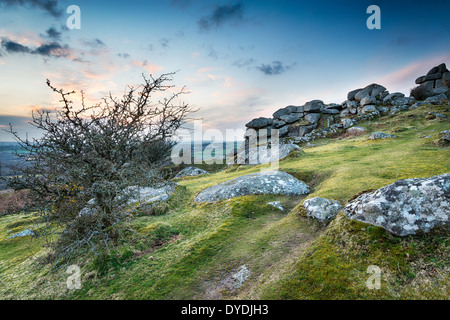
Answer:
1, 0, 450, 142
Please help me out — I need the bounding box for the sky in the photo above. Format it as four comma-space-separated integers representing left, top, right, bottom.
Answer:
0, 0, 449, 141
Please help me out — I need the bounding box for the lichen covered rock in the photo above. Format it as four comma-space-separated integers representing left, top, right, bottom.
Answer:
344, 174, 450, 236
303, 197, 343, 222
194, 171, 310, 203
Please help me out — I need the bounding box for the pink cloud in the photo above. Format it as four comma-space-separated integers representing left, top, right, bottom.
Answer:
132, 60, 164, 74
376, 54, 450, 94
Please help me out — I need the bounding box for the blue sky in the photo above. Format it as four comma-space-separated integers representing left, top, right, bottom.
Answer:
0, 0, 449, 141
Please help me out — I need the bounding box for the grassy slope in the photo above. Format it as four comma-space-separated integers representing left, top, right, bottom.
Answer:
0, 104, 449, 300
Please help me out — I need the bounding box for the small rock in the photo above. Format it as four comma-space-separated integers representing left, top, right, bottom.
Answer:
174, 166, 209, 179
346, 126, 366, 135
267, 201, 284, 212
7, 229, 34, 239
231, 265, 251, 289
303, 197, 343, 222
369, 132, 397, 140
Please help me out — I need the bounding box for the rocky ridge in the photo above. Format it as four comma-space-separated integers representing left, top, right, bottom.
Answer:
243, 63, 450, 144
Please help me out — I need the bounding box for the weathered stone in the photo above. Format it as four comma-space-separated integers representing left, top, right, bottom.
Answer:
340, 109, 350, 118
273, 119, 287, 128
279, 112, 304, 123
360, 96, 377, 106
286, 105, 304, 113
7, 229, 34, 239
305, 113, 321, 123
361, 105, 378, 114
325, 103, 343, 110
245, 117, 273, 129
278, 125, 290, 137
354, 84, 386, 102
231, 266, 251, 289
409, 101, 427, 110
426, 63, 449, 76
341, 118, 355, 129
303, 197, 343, 222
320, 107, 340, 115
194, 171, 310, 203
415, 76, 427, 84
376, 106, 390, 115
347, 88, 362, 101
304, 100, 324, 112
391, 96, 414, 106
425, 93, 448, 105
424, 73, 442, 82
79, 183, 177, 217
443, 72, 450, 88
344, 173, 450, 236
273, 107, 290, 120
369, 132, 397, 140
383, 92, 404, 103
343, 100, 358, 109
346, 126, 366, 135
288, 124, 317, 137
174, 166, 209, 179
267, 201, 284, 211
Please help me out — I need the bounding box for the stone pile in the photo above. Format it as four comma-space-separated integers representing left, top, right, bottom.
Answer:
243, 64, 449, 144
414, 63, 450, 95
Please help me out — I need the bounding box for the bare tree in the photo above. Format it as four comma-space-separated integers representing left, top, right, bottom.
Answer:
3, 72, 196, 264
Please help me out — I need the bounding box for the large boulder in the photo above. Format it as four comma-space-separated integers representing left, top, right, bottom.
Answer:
304, 100, 324, 113
303, 197, 343, 222
443, 72, 450, 88
354, 83, 386, 102
279, 112, 304, 123
426, 63, 449, 76
347, 88, 362, 101
273, 105, 303, 119
194, 170, 310, 203
383, 92, 404, 103
288, 123, 317, 137
245, 117, 273, 129
344, 174, 450, 236
304, 113, 321, 124
360, 96, 377, 106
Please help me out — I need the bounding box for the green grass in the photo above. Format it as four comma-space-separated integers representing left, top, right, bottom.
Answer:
0, 103, 448, 300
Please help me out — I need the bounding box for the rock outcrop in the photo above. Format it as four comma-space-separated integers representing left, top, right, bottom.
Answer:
344, 174, 450, 236
194, 171, 310, 203
242, 63, 449, 145
412, 63, 450, 99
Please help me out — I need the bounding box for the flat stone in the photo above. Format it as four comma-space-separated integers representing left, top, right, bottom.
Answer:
194, 171, 310, 203
304, 100, 324, 112
369, 132, 397, 140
